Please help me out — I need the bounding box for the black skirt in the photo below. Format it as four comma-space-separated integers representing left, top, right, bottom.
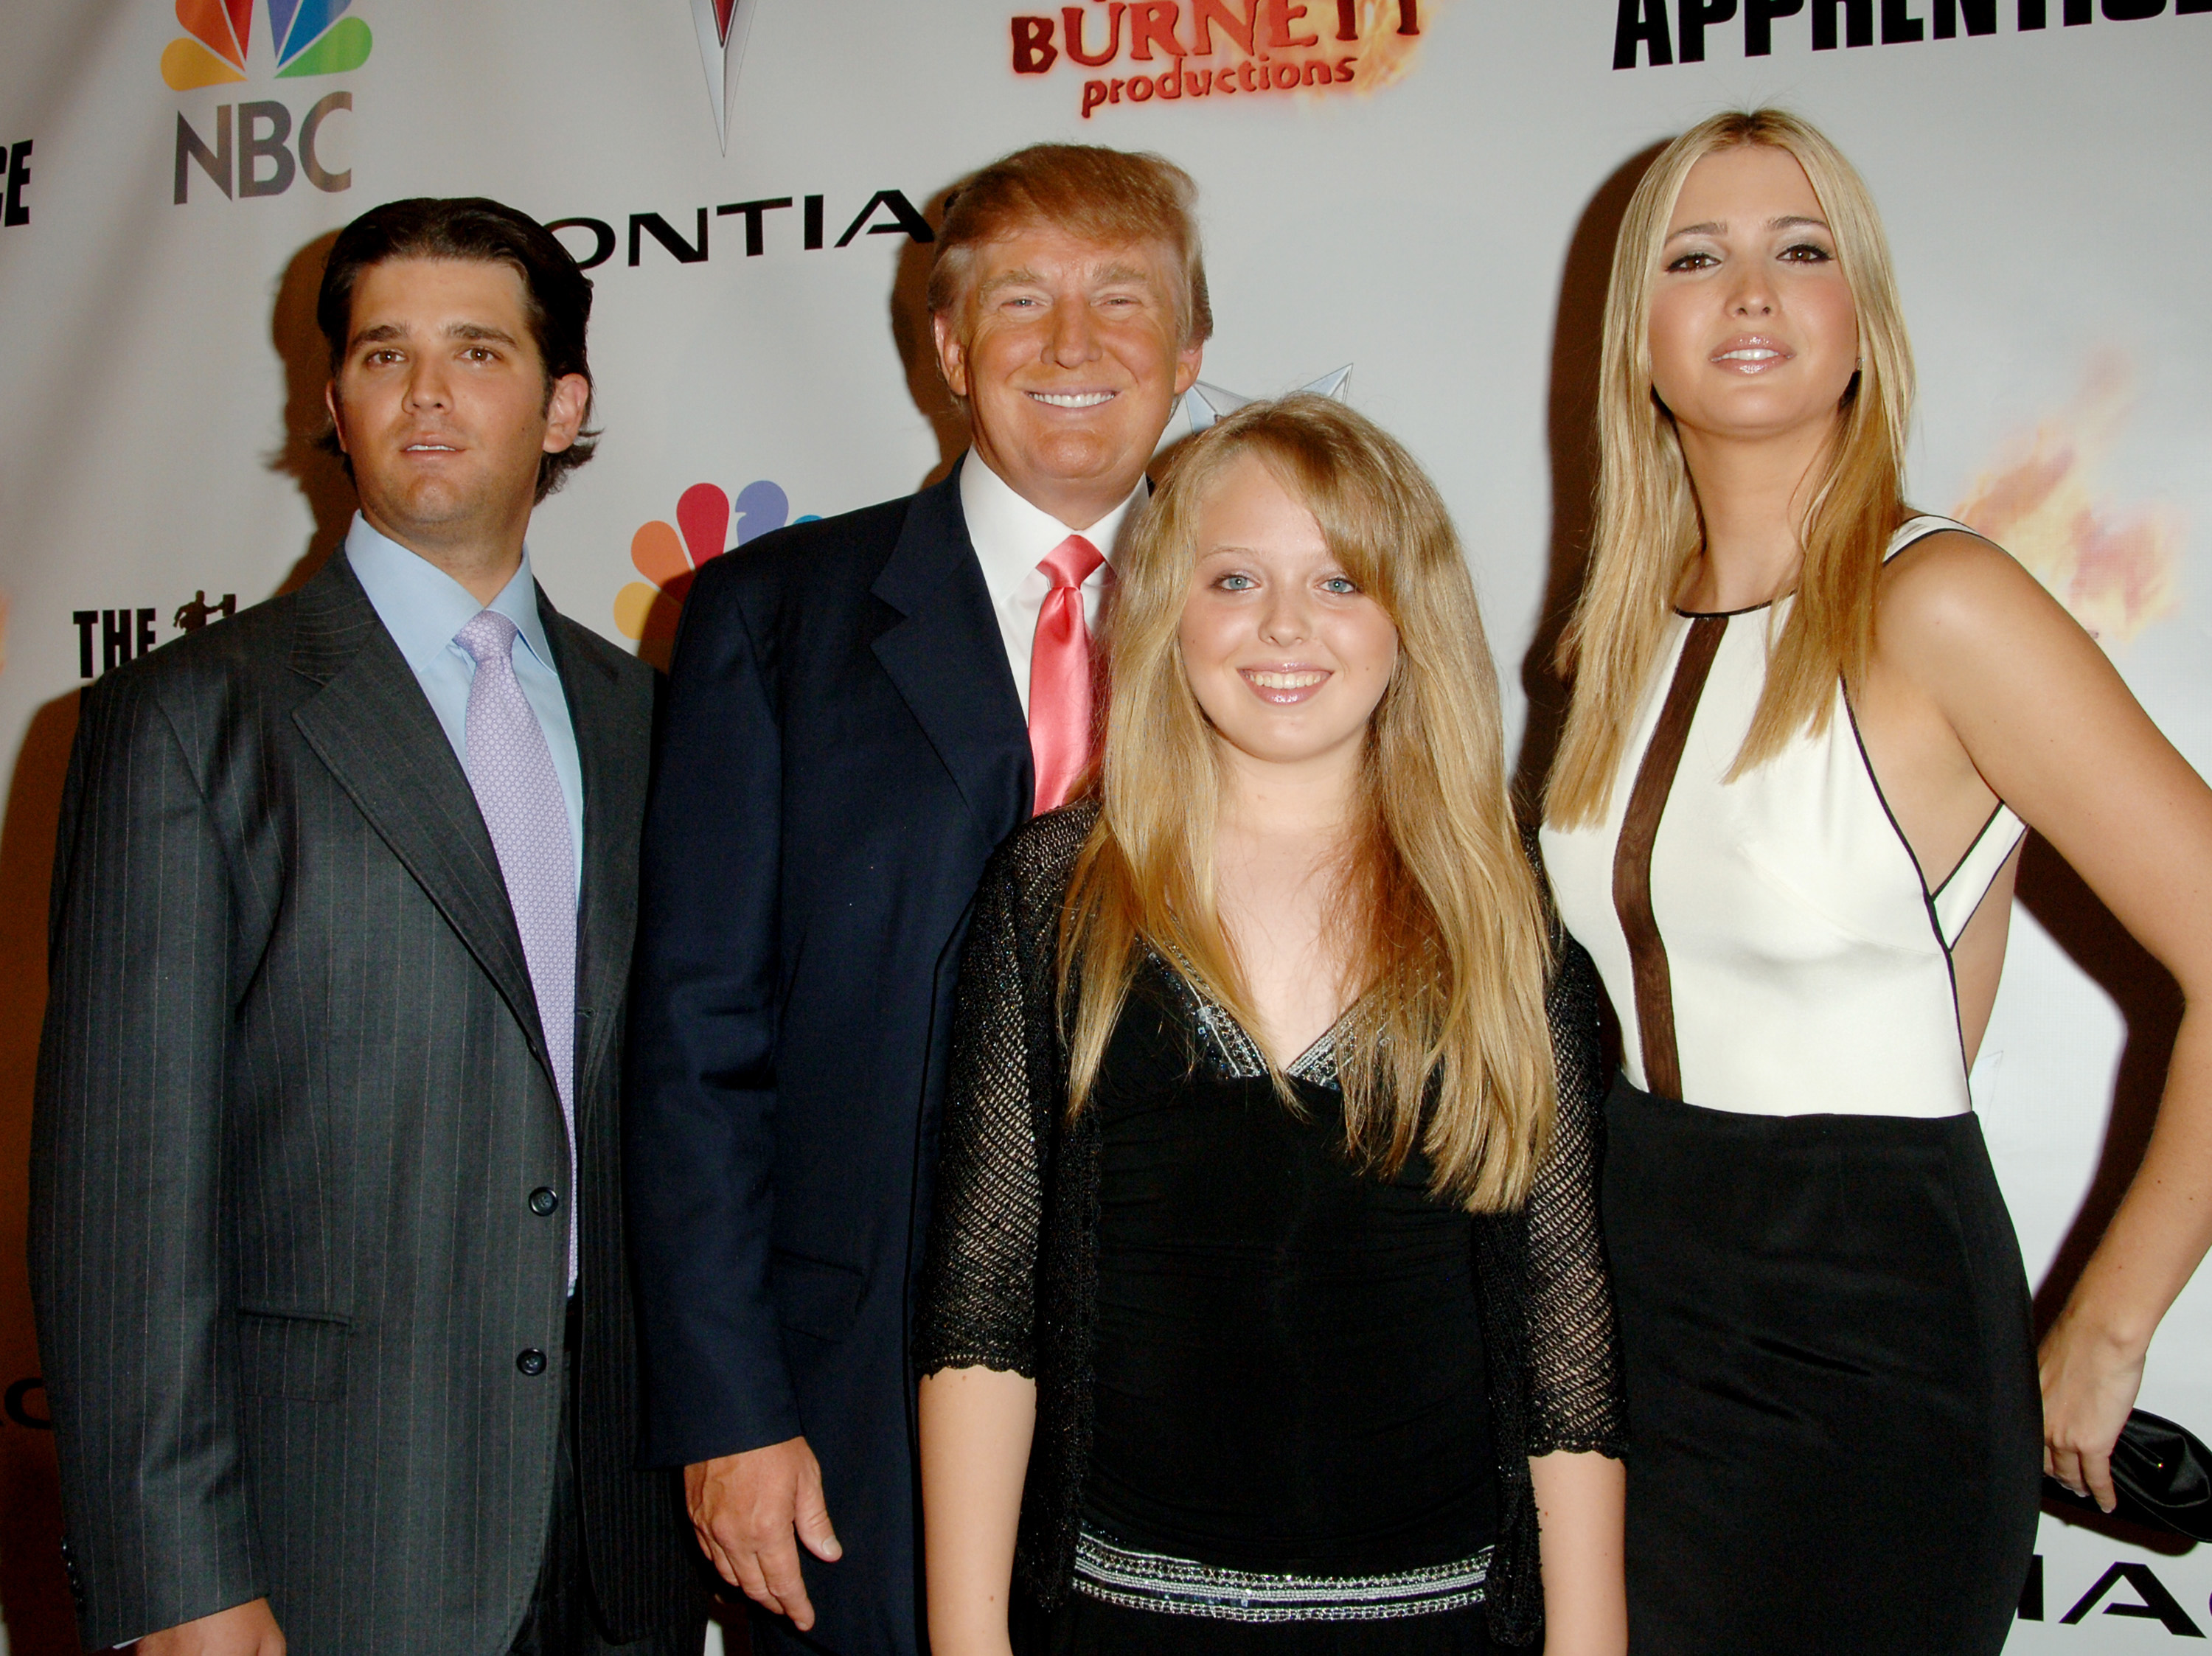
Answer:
1602, 1076, 2042, 1656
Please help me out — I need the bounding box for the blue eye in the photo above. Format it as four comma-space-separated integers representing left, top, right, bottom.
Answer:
1321, 576, 1359, 594
1218, 573, 1254, 591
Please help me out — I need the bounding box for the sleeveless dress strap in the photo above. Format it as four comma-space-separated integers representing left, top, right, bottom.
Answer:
1885, 514, 1972, 562
1931, 804, 2026, 946
1884, 515, 2028, 946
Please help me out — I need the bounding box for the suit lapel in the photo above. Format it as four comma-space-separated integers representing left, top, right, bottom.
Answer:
288, 554, 551, 1079
870, 466, 1033, 840
540, 596, 645, 1090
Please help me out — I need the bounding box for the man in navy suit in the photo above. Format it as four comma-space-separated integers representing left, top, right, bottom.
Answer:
625, 145, 1208, 1655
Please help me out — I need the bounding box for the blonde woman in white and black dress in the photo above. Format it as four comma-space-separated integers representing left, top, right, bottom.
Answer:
1540, 108, 2212, 1654
914, 396, 1627, 1655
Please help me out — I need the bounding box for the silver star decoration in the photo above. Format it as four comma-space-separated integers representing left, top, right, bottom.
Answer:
1173, 365, 1354, 440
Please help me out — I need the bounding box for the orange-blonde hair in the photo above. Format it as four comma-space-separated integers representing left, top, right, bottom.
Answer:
927, 143, 1212, 347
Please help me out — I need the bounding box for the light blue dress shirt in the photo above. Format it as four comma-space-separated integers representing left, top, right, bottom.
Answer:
344, 512, 585, 894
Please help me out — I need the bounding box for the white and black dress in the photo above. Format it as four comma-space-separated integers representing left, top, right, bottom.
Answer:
1540, 517, 2042, 1655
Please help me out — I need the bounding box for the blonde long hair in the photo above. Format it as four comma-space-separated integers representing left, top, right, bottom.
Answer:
1060, 394, 1556, 1213
1546, 108, 1916, 827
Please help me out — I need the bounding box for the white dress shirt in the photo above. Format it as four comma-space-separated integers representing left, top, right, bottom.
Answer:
959, 452, 1145, 719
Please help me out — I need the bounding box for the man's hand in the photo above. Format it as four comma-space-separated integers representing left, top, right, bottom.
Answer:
135, 1598, 286, 1655
686, 1436, 843, 1632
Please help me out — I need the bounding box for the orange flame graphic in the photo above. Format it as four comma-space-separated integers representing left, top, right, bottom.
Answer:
1332, 0, 1435, 93
1952, 353, 2183, 645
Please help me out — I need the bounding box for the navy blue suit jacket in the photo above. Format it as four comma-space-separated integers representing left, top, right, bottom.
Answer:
627, 464, 1031, 1656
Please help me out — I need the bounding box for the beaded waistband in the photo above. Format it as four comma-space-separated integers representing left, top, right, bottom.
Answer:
1071, 1530, 1490, 1623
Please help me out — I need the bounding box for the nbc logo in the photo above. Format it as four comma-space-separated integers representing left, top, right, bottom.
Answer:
617, 481, 815, 664
162, 0, 372, 88
165, 1, 369, 203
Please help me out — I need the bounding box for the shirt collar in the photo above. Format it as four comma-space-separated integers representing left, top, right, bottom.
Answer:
959, 451, 1147, 605
344, 512, 557, 675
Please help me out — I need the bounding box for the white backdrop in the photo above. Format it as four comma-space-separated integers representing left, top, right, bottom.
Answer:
1, 1, 2209, 1650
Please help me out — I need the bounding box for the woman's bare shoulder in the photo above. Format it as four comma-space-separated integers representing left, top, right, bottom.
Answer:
1874, 526, 2083, 669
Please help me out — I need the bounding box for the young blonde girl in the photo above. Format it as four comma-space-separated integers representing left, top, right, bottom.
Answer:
920, 395, 1626, 1655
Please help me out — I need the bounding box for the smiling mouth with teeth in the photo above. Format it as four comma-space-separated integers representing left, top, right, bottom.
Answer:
1248, 670, 1326, 689
1714, 347, 1785, 363
1029, 390, 1117, 408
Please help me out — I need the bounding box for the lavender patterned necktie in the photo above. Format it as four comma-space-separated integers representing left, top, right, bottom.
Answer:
456, 609, 577, 1285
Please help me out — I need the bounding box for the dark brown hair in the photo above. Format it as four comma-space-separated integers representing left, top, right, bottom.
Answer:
317, 196, 597, 501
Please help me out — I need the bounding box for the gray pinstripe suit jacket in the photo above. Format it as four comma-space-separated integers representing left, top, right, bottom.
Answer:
29, 550, 696, 1654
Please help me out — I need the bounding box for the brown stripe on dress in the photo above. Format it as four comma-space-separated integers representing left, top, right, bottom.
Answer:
1611, 614, 1727, 1101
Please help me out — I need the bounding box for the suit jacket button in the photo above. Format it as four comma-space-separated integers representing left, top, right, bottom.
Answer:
529, 1187, 560, 1216
516, 1348, 548, 1377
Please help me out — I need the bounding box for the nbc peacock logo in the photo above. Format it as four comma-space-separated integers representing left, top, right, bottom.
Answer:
161, 0, 372, 90
616, 479, 817, 666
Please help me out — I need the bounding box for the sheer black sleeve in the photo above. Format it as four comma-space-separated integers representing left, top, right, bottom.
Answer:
914, 804, 1096, 1378
1522, 930, 1625, 1458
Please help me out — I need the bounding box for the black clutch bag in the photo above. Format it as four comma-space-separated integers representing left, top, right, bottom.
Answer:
2045, 1408, 2212, 1543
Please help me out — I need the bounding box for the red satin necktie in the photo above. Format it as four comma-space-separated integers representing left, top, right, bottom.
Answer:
1029, 534, 1105, 814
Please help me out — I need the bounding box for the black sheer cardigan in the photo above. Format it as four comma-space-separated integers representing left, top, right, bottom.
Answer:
914, 801, 1622, 1648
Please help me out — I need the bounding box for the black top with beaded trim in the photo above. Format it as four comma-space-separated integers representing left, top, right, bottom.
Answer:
914, 801, 1624, 1648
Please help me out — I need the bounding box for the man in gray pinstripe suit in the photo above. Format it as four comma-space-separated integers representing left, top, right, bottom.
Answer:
29, 200, 703, 1656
